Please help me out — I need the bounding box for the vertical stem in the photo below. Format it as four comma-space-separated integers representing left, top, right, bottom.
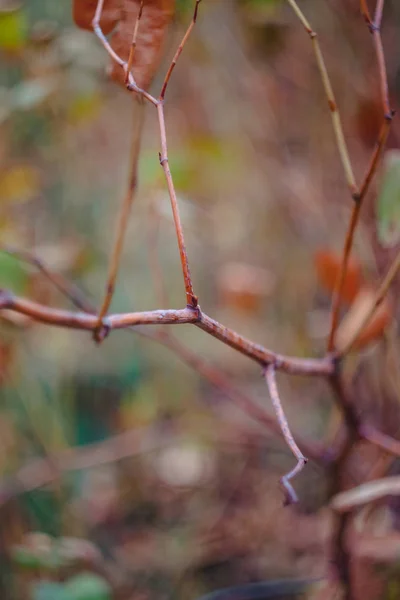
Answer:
157, 102, 197, 307
95, 100, 145, 339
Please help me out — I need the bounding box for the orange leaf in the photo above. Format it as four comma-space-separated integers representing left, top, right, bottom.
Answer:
335, 286, 392, 352
314, 249, 364, 305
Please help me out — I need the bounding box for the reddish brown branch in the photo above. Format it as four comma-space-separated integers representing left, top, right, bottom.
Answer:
125, 0, 144, 84
159, 0, 201, 100
157, 102, 198, 307
327, 0, 393, 352
0, 292, 198, 330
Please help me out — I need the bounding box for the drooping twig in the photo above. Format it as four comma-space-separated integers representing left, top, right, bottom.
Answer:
264, 365, 308, 504
95, 99, 145, 340
138, 328, 325, 461
339, 247, 400, 355
159, 0, 202, 100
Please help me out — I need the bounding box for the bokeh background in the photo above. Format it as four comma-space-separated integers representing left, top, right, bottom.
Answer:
1, 1, 400, 598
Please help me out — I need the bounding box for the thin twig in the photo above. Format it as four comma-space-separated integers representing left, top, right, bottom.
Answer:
95, 99, 145, 340
139, 328, 325, 460
327, 0, 393, 351
361, 423, 400, 457
372, 0, 391, 119
125, 0, 144, 84
0, 245, 94, 314
264, 365, 308, 504
360, 0, 372, 24
159, 0, 201, 100
328, 118, 391, 352
157, 102, 198, 307
339, 247, 400, 355
286, 0, 357, 197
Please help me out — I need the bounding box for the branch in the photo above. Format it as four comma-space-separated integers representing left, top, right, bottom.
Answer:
360, 424, 400, 457
137, 328, 325, 461
196, 313, 334, 376
331, 476, 400, 513
159, 0, 201, 100
264, 365, 308, 504
0, 245, 94, 314
157, 102, 198, 307
327, 0, 394, 351
0, 292, 198, 330
125, 0, 144, 85
286, 0, 357, 197
0, 288, 334, 375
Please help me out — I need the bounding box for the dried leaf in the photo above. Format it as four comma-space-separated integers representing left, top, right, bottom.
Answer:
335, 286, 392, 352
314, 249, 363, 305
109, 0, 175, 89
72, 0, 119, 35
218, 262, 275, 313
73, 0, 176, 90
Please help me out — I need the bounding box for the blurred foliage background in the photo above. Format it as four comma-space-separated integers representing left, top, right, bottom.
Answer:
1, 0, 400, 598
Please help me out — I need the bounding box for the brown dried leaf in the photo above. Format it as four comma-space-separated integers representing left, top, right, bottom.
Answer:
314, 249, 364, 305
110, 0, 175, 90
73, 0, 176, 90
72, 0, 119, 35
335, 286, 392, 352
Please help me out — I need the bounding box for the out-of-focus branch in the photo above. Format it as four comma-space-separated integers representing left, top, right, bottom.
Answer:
327, 0, 393, 351
0, 245, 94, 314
95, 100, 145, 341
286, 0, 357, 197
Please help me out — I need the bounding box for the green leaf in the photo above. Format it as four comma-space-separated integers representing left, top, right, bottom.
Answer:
63, 572, 111, 600
377, 150, 400, 248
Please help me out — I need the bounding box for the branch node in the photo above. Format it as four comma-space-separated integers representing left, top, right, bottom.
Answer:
93, 319, 111, 344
